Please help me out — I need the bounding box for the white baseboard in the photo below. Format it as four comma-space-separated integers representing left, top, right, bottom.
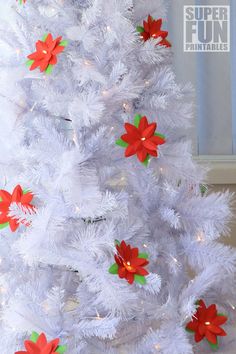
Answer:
194, 155, 236, 184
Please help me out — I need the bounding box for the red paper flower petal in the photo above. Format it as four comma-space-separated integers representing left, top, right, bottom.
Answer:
142, 123, 157, 139
136, 267, 149, 276
186, 320, 198, 332
118, 267, 126, 278
147, 149, 158, 157
143, 139, 158, 151
195, 331, 204, 343
159, 38, 171, 47
207, 304, 217, 320
208, 324, 224, 335
143, 20, 149, 33
0, 190, 11, 202
24, 340, 41, 353
45, 33, 53, 46
212, 316, 228, 326
149, 135, 165, 145
131, 258, 149, 267
125, 142, 141, 157
36, 333, 47, 348
205, 330, 217, 344
52, 45, 65, 55
121, 133, 138, 144
137, 149, 148, 162
49, 338, 60, 350
218, 328, 227, 336
131, 247, 139, 259
40, 60, 50, 72
21, 193, 34, 205
138, 116, 148, 132
9, 218, 19, 232
124, 123, 140, 139
49, 55, 58, 65
126, 272, 134, 284
0, 201, 10, 212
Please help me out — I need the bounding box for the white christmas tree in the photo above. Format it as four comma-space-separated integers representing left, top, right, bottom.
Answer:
0, 0, 235, 353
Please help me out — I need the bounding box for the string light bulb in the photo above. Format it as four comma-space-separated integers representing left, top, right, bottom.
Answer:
196, 231, 205, 242
84, 60, 91, 66
155, 344, 161, 350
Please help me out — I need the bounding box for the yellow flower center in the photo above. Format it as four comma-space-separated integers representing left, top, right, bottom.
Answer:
124, 261, 134, 272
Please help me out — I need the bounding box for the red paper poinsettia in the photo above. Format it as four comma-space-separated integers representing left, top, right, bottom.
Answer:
15, 331, 66, 354
116, 114, 166, 165
186, 299, 227, 349
109, 240, 149, 285
27, 33, 68, 74
137, 15, 171, 47
0, 185, 35, 232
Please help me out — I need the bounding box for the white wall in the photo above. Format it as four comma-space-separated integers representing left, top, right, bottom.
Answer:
167, 0, 232, 156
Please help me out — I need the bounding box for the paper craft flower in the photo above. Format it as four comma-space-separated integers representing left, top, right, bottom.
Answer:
17, 0, 26, 4
186, 299, 227, 349
27, 33, 68, 74
109, 240, 149, 285
116, 114, 166, 165
0, 184, 35, 232
15, 332, 66, 354
137, 15, 171, 47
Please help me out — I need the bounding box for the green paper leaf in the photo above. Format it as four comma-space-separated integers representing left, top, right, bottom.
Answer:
195, 300, 200, 306
30, 332, 39, 343
154, 132, 166, 140
134, 274, 146, 285
23, 189, 31, 195
134, 114, 142, 128
45, 64, 53, 75
116, 138, 128, 148
42, 33, 48, 42
142, 155, 150, 167
26, 60, 34, 67
59, 40, 68, 47
56, 345, 67, 354
185, 328, 194, 333
138, 253, 149, 259
200, 184, 208, 196
114, 239, 120, 246
0, 222, 9, 230
136, 26, 144, 33
109, 263, 118, 274
207, 339, 218, 350
217, 313, 227, 317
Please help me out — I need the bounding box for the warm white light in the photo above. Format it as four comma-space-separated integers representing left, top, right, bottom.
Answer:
145, 80, 150, 86
160, 167, 163, 172
205, 321, 210, 325
155, 344, 161, 350
143, 244, 148, 248
196, 231, 205, 242
0, 286, 6, 294
84, 60, 91, 66
107, 26, 111, 31
102, 90, 108, 96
